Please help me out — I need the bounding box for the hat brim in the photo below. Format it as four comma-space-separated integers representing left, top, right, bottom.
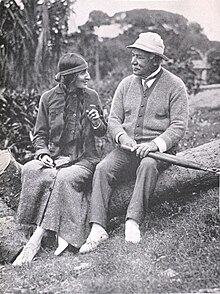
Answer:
127, 44, 168, 61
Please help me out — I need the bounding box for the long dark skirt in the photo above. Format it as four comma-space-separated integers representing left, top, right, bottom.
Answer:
16, 158, 93, 248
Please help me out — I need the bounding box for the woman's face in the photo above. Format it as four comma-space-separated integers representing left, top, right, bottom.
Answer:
75, 69, 90, 89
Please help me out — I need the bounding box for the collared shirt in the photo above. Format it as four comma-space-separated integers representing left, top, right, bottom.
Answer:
141, 65, 162, 89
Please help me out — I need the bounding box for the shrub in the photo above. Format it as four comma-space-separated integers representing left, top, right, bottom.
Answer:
0, 89, 40, 163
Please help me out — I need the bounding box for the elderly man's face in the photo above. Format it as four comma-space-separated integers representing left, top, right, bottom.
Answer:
131, 48, 156, 77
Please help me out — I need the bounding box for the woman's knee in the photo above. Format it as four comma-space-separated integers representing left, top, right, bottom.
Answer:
22, 159, 42, 174
57, 166, 91, 183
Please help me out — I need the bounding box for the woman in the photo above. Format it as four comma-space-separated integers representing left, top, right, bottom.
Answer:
13, 53, 107, 266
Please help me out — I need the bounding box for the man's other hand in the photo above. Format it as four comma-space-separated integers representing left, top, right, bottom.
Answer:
119, 133, 137, 149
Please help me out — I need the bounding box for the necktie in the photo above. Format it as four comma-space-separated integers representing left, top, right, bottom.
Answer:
143, 79, 149, 93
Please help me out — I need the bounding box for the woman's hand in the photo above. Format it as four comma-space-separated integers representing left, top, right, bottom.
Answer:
86, 105, 101, 128
39, 154, 55, 168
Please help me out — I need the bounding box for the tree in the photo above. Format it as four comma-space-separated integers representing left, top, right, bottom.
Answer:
0, 0, 36, 89
207, 44, 220, 84
0, 0, 75, 161
0, 0, 74, 91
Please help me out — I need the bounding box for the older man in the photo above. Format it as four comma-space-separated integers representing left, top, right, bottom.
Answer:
80, 32, 189, 253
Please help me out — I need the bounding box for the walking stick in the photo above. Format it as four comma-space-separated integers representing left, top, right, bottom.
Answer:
120, 145, 220, 174
121, 145, 220, 213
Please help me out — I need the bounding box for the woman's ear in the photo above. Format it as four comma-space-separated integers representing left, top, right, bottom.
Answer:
63, 73, 76, 87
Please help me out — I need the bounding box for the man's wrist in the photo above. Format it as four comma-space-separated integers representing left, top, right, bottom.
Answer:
152, 137, 167, 152
151, 141, 159, 151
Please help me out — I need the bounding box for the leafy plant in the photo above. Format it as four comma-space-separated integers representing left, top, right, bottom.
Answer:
0, 88, 40, 163
0, 0, 73, 91
0, 87, 113, 163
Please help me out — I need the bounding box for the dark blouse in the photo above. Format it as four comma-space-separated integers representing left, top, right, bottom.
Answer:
33, 84, 107, 172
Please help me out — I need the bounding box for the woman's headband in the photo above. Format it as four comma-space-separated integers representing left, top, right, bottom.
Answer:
55, 62, 88, 82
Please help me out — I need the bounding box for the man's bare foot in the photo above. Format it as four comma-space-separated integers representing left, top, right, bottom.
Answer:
125, 219, 141, 243
79, 223, 108, 254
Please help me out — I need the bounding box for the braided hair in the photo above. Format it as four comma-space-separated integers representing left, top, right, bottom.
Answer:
56, 53, 88, 161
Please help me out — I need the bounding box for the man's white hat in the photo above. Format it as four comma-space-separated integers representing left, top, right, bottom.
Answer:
127, 32, 168, 60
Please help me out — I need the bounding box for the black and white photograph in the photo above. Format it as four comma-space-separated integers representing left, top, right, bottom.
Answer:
0, 0, 220, 293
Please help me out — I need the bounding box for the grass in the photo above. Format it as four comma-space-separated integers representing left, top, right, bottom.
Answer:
1, 88, 220, 293
1, 187, 220, 293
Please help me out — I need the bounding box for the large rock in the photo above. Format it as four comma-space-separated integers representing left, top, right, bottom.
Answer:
0, 199, 27, 264
0, 140, 219, 218
0, 150, 22, 210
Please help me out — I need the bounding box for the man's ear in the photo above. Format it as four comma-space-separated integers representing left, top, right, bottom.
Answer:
151, 55, 161, 66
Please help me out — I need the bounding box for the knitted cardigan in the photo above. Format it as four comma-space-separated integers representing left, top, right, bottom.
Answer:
108, 68, 189, 151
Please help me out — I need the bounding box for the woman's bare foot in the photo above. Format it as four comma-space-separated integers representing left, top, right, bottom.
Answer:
12, 242, 41, 266
54, 236, 69, 256
13, 226, 45, 266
